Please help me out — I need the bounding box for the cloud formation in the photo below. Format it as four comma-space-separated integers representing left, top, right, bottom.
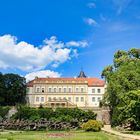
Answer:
112, 0, 132, 15
66, 40, 88, 48
108, 22, 134, 32
25, 70, 61, 81
87, 2, 96, 8
84, 18, 97, 26
0, 35, 88, 71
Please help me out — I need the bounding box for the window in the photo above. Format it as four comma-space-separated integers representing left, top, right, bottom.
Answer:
97, 89, 101, 93
41, 97, 44, 102
36, 88, 40, 92
26, 97, 29, 103
27, 88, 29, 93
68, 97, 71, 101
76, 88, 79, 92
68, 88, 71, 93
76, 97, 79, 102
81, 97, 84, 102
54, 88, 56, 93
49, 88, 51, 93
64, 88, 66, 93
92, 97, 95, 102
59, 88, 61, 92
92, 89, 95, 93
53, 97, 56, 101
36, 97, 39, 102
42, 88, 45, 93
59, 97, 62, 100
48, 97, 51, 101
81, 88, 84, 92
63, 97, 67, 100
98, 97, 101, 102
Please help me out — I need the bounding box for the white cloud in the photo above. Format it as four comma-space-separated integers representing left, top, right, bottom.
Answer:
87, 2, 96, 8
84, 18, 98, 26
72, 49, 78, 57
66, 40, 88, 48
100, 14, 107, 21
0, 34, 88, 71
25, 70, 61, 82
108, 22, 132, 32
112, 0, 132, 15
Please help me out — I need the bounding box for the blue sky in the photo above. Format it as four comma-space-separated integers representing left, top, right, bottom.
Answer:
0, 0, 140, 81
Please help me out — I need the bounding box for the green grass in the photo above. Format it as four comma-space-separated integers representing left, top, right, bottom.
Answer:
0, 130, 124, 140
121, 131, 140, 136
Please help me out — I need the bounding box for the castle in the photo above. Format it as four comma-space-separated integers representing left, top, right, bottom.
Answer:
27, 70, 106, 109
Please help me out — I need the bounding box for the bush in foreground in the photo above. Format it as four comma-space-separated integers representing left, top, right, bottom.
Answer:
0, 106, 10, 119
82, 120, 101, 132
12, 106, 96, 123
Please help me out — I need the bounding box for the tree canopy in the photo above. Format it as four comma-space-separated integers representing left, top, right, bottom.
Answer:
0, 73, 26, 106
101, 48, 140, 130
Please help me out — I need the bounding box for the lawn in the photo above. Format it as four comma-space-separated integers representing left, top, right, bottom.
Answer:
0, 130, 124, 140
121, 131, 140, 136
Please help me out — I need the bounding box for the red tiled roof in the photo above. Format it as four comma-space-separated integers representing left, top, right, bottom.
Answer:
27, 77, 105, 87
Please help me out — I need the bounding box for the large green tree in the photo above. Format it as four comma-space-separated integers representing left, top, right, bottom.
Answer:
0, 73, 26, 106
101, 48, 140, 130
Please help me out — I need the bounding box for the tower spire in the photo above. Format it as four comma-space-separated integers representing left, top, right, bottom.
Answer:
77, 68, 87, 78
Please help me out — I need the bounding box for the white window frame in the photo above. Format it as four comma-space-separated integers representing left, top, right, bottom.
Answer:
97, 89, 101, 93
81, 97, 84, 102
76, 97, 79, 102
92, 97, 95, 102
41, 97, 44, 102
36, 97, 39, 102
92, 89, 95, 93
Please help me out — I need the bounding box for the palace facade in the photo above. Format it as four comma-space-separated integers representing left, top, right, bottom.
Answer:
27, 70, 106, 109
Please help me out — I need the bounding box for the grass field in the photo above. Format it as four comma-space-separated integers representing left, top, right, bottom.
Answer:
121, 131, 140, 136
0, 130, 124, 140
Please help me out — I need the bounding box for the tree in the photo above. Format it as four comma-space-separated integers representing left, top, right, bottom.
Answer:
0, 73, 26, 106
0, 73, 5, 104
101, 48, 140, 130
117, 90, 140, 130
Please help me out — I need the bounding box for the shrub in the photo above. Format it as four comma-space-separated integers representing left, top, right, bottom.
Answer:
12, 105, 96, 123
0, 106, 10, 118
38, 108, 53, 120
58, 115, 73, 122
98, 121, 104, 128
82, 120, 101, 132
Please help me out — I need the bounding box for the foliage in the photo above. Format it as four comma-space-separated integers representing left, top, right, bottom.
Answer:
117, 90, 140, 130
82, 120, 101, 132
0, 73, 26, 106
0, 106, 10, 118
101, 48, 140, 130
12, 106, 96, 123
